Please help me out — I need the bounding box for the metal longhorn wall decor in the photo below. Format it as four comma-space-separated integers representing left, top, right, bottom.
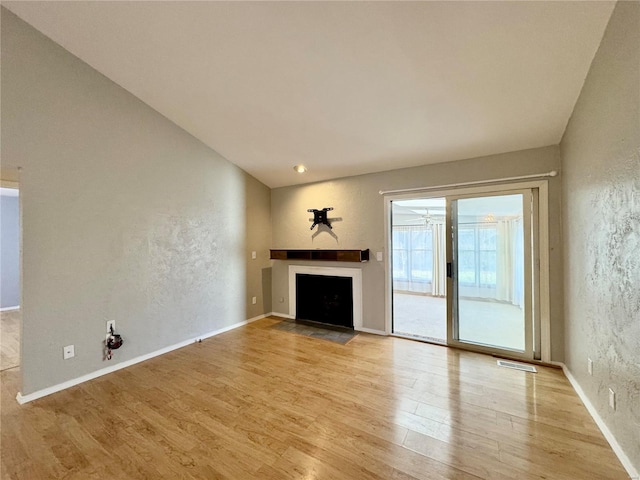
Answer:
308, 207, 334, 230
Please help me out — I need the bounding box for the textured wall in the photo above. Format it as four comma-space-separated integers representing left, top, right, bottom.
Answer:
0, 192, 20, 308
1, 10, 271, 395
560, 0, 640, 473
245, 174, 273, 318
271, 146, 564, 358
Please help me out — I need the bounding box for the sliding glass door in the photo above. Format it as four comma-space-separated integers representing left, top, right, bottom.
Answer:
389, 187, 539, 360
391, 198, 447, 342
447, 190, 534, 358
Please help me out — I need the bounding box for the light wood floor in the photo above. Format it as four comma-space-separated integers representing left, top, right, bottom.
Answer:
0, 316, 629, 479
0, 309, 20, 371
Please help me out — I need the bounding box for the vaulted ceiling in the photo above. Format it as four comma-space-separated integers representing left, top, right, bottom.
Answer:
3, 1, 615, 187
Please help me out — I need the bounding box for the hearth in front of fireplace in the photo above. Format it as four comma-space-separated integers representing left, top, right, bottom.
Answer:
295, 273, 354, 329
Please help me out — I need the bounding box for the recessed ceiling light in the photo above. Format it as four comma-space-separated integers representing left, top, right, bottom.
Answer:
293, 165, 307, 173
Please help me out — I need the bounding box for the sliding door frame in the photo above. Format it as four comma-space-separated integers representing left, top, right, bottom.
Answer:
384, 179, 551, 362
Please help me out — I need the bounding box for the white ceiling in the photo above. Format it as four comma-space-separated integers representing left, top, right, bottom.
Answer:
3, 1, 615, 188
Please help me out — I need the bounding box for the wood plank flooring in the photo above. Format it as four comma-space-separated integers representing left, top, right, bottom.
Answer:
0, 316, 630, 479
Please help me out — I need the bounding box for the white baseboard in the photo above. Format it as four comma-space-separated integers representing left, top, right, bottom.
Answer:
356, 327, 387, 335
245, 313, 271, 324
558, 362, 639, 480
0, 305, 20, 312
16, 313, 268, 405
271, 311, 295, 319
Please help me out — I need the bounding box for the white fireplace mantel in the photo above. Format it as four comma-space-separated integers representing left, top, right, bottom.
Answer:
288, 265, 363, 331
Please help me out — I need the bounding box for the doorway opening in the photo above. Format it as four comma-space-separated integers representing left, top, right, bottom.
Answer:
391, 197, 447, 343
1, 173, 21, 372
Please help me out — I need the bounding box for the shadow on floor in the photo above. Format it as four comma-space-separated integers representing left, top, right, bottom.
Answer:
271, 319, 358, 345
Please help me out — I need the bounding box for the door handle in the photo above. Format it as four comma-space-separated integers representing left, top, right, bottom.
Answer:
447, 262, 452, 278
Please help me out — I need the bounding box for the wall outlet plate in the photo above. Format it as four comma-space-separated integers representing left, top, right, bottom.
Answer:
63, 345, 75, 359
251, 251, 257, 260
252, 296, 257, 305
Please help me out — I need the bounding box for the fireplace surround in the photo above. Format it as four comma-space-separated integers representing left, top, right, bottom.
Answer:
288, 265, 363, 331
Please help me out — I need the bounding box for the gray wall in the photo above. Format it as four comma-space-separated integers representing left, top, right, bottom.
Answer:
271, 146, 564, 359
1, 9, 271, 395
560, 0, 640, 472
0, 192, 20, 308
245, 174, 273, 318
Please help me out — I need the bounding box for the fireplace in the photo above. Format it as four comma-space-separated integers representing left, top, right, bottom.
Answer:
296, 274, 353, 327
289, 265, 363, 330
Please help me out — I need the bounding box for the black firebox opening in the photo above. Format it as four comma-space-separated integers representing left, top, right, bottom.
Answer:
296, 274, 354, 329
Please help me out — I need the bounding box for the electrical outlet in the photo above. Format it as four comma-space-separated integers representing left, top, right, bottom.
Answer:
376, 251, 383, 262
609, 388, 616, 410
106, 320, 115, 334
279, 297, 284, 303
63, 345, 75, 359
588, 358, 593, 375
252, 296, 257, 305
251, 251, 257, 260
